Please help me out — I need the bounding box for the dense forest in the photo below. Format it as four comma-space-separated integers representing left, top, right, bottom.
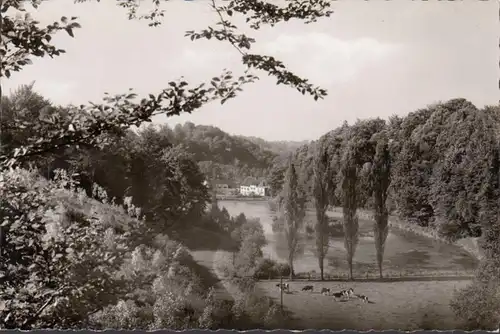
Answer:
270, 99, 500, 244
141, 123, 282, 184
237, 135, 309, 158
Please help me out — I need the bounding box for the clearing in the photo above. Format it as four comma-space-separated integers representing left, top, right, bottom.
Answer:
219, 200, 478, 277
257, 279, 471, 330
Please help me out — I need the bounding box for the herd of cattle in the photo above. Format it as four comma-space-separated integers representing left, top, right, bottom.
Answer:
276, 283, 370, 303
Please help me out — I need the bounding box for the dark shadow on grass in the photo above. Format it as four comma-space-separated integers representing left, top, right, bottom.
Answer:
182, 253, 221, 289
181, 251, 233, 301
172, 226, 236, 251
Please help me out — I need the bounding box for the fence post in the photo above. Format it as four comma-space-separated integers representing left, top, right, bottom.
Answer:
280, 274, 284, 313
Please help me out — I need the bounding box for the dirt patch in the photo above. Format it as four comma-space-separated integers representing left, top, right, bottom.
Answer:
256, 280, 470, 330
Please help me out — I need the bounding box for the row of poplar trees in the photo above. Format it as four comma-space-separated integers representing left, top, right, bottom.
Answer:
280, 121, 391, 281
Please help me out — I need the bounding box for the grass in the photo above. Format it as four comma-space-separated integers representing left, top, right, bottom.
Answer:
221, 201, 479, 279
267, 212, 478, 278
328, 207, 484, 261
217, 201, 479, 329
172, 226, 236, 251
257, 279, 470, 330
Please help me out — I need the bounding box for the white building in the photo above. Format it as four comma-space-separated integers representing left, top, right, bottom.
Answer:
239, 183, 270, 197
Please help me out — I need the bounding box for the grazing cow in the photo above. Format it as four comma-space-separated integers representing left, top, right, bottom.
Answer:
320, 287, 331, 295
276, 283, 290, 292
355, 294, 369, 303
346, 288, 354, 298
302, 285, 314, 292
332, 290, 348, 300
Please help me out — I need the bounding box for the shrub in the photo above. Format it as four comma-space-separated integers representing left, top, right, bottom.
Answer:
450, 258, 500, 330
253, 259, 291, 280
0, 167, 225, 330
305, 225, 314, 236
327, 221, 344, 238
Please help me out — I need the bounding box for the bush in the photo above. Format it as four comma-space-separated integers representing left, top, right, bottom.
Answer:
327, 220, 344, 238
253, 259, 291, 280
271, 215, 284, 233
450, 281, 500, 330
450, 258, 500, 330
0, 168, 225, 330
305, 225, 314, 237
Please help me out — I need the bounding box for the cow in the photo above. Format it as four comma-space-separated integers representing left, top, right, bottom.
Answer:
332, 290, 348, 301
355, 294, 369, 303
276, 283, 290, 292
302, 285, 314, 292
321, 287, 331, 295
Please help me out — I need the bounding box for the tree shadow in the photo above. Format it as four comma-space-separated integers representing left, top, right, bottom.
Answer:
182, 250, 228, 291
172, 226, 236, 251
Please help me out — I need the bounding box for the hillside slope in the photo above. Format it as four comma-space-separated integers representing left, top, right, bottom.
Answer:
143, 123, 282, 183
238, 135, 310, 157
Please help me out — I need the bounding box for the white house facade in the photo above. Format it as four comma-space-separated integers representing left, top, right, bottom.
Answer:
239, 184, 269, 197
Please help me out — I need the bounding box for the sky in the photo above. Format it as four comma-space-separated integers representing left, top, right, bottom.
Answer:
3, 0, 499, 141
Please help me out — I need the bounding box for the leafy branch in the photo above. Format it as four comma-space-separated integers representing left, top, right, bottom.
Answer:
186, 0, 330, 100
1, 7, 81, 78
225, 0, 334, 29
0, 0, 331, 167
0, 71, 258, 167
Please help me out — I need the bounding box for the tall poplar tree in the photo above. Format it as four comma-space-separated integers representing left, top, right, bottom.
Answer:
370, 134, 391, 278
313, 143, 332, 280
282, 157, 306, 280
340, 144, 359, 280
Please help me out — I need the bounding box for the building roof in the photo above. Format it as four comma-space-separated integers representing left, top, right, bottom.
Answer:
213, 179, 237, 188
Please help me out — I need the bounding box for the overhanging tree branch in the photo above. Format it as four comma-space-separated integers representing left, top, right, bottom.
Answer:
0, 0, 332, 167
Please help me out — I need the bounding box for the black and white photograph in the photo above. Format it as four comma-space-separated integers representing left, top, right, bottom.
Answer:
0, 0, 498, 331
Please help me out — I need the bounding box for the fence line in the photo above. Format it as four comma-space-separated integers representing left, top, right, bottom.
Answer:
252, 269, 476, 281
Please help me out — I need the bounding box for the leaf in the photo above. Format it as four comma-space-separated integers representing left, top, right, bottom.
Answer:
65, 27, 74, 38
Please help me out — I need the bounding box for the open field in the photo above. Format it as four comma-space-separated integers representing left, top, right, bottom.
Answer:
257, 280, 471, 330
208, 200, 479, 330
220, 200, 478, 277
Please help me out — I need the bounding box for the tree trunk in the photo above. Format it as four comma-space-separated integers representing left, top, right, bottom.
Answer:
348, 258, 353, 281
288, 254, 294, 281
319, 257, 324, 280
379, 261, 383, 279
280, 274, 283, 312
